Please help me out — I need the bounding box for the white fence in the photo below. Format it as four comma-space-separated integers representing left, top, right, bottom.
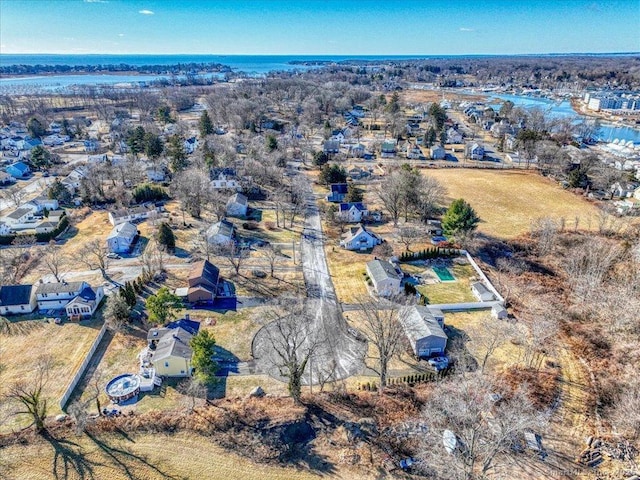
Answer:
59, 322, 108, 410
462, 250, 505, 304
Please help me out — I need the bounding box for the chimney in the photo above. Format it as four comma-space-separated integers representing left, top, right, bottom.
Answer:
185, 313, 190, 321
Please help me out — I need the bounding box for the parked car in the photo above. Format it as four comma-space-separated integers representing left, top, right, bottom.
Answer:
428, 356, 449, 371
106, 252, 121, 259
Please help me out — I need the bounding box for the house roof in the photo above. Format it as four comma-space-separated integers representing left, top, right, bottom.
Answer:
324, 140, 340, 150
339, 202, 366, 212
366, 259, 401, 283
227, 192, 248, 206
471, 282, 491, 296
152, 327, 194, 362
5, 207, 33, 220
344, 224, 380, 243
110, 205, 154, 220
207, 219, 235, 239
165, 318, 201, 336
0, 285, 33, 307
399, 306, 448, 347
188, 259, 220, 286
8, 162, 29, 172
36, 281, 85, 295
107, 222, 138, 240
77, 286, 97, 301
330, 183, 348, 194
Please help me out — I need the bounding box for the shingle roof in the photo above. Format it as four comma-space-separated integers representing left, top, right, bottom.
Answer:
339, 202, 366, 212
0, 285, 33, 307
227, 193, 248, 206
207, 219, 235, 240
152, 327, 194, 361
188, 259, 220, 285
399, 306, 448, 349
36, 281, 85, 295
330, 183, 348, 194
5, 207, 33, 220
107, 222, 138, 240
366, 259, 401, 283
343, 224, 379, 243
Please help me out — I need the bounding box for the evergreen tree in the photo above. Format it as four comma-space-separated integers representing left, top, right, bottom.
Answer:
144, 132, 164, 160
167, 135, 188, 172
190, 330, 218, 385
145, 287, 182, 325
27, 117, 45, 138
319, 164, 347, 185
156, 105, 173, 125
199, 110, 214, 137
345, 184, 364, 203
156, 222, 176, 252
126, 126, 146, 157
47, 179, 72, 205
266, 135, 278, 152
30, 145, 52, 170
442, 199, 480, 238
313, 150, 329, 166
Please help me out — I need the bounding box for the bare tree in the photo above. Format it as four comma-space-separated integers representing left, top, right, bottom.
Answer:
79, 239, 109, 278
418, 373, 548, 480
397, 225, 424, 252
42, 240, 66, 282
357, 300, 406, 389
5, 355, 53, 433
378, 172, 404, 227
261, 243, 283, 277
473, 315, 516, 373
1, 185, 27, 208
219, 241, 248, 276
529, 217, 561, 256
565, 237, 621, 301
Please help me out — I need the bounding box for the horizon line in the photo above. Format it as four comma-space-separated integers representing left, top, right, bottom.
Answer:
1, 52, 639, 57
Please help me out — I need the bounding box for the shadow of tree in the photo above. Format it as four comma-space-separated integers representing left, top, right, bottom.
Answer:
43, 431, 97, 480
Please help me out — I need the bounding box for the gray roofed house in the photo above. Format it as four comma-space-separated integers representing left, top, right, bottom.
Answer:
471, 281, 494, 302
340, 224, 382, 251
106, 221, 138, 253
399, 305, 448, 358
0, 285, 37, 315
366, 259, 402, 297
206, 219, 235, 245
226, 192, 248, 217
36, 281, 85, 295
4, 207, 35, 224
150, 327, 194, 377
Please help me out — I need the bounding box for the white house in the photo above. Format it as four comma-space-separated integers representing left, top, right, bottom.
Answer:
27, 196, 59, 213
406, 142, 423, 159
211, 172, 240, 191
491, 304, 508, 320
0, 222, 10, 236
338, 203, 368, 223
340, 224, 382, 251
226, 193, 248, 217
146, 168, 166, 182
366, 259, 402, 297
430, 145, 446, 160
61, 167, 87, 194
0, 285, 37, 315
446, 128, 463, 144
206, 219, 235, 245
2, 206, 37, 227
184, 137, 198, 154
107, 222, 138, 253
108, 205, 160, 226
64, 285, 105, 320
471, 281, 494, 302
465, 143, 485, 160
399, 305, 448, 358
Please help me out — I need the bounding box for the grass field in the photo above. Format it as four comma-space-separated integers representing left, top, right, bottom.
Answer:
416, 264, 477, 304
0, 319, 103, 432
0, 431, 381, 480
425, 170, 601, 239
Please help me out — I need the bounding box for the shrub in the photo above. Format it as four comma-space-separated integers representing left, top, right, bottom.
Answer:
242, 221, 259, 231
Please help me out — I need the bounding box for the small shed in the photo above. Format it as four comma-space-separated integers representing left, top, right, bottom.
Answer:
471, 282, 494, 302
491, 304, 508, 319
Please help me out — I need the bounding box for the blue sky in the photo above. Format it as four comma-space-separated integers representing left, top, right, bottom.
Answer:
0, 0, 638, 55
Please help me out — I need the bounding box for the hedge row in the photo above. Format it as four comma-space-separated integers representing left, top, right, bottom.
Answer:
399, 247, 460, 262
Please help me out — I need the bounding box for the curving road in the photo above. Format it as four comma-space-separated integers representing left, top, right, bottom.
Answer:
252, 174, 367, 384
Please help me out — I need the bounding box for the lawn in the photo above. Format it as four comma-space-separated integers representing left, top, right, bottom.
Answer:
425, 170, 601, 239
0, 431, 380, 480
0, 318, 103, 432
416, 263, 477, 304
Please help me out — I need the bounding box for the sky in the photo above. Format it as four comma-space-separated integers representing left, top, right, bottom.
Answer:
0, 0, 639, 55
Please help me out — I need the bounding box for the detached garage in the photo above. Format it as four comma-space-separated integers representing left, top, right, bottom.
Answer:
399, 306, 448, 358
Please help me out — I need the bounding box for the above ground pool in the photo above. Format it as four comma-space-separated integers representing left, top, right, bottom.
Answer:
105, 374, 141, 403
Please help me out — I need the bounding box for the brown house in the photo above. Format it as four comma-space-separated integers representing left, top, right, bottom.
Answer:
187, 260, 220, 304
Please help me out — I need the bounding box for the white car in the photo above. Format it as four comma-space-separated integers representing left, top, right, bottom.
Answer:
106, 252, 121, 259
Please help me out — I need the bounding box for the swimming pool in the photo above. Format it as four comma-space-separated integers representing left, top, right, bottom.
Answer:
432, 266, 455, 282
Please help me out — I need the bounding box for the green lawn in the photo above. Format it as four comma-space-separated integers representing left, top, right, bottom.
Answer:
416, 263, 477, 304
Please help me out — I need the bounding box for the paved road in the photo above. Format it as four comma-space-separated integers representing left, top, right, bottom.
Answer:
252, 176, 367, 384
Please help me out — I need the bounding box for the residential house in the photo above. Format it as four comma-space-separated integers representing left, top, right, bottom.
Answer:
0, 285, 37, 315
406, 142, 423, 160
338, 203, 368, 223
42, 134, 69, 146
2, 206, 36, 227
17, 138, 42, 152
381, 140, 397, 158
146, 167, 166, 182
346, 165, 370, 180
611, 182, 638, 198
399, 305, 448, 358
88, 154, 108, 164
326, 183, 348, 203
35, 221, 59, 234
0, 171, 16, 185
27, 196, 59, 213
471, 281, 494, 302
428, 145, 445, 160
184, 137, 198, 154
5, 161, 31, 179
490, 121, 514, 138
206, 219, 235, 245
505, 134, 517, 151
323, 140, 340, 155
210, 169, 240, 191
349, 143, 366, 158
83, 139, 99, 152
65, 285, 105, 320
330, 129, 346, 143
226, 193, 248, 217
446, 128, 463, 144
406, 122, 422, 136
341, 224, 382, 251
0, 222, 10, 236
108, 205, 160, 226
465, 143, 485, 160
107, 222, 138, 253
366, 259, 402, 296
186, 260, 220, 304
61, 167, 87, 194
506, 152, 537, 165
149, 326, 194, 377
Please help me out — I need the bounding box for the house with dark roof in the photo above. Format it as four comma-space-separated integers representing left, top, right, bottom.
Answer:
399, 305, 448, 358
465, 143, 485, 160
338, 202, 368, 223
0, 171, 16, 186
65, 285, 105, 320
323, 140, 340, 155
326, 183, 348, 203
381, 140, 397, 158
0, 285, 36, 315
107, 222, 138, 253
35, 280, 104, 315
226, 193, 248, 217
340, 224, 382, 251
186, 260, 220, 304
206, 219, 235, 245
366, 259, 402, 296
5, 161, 31, 179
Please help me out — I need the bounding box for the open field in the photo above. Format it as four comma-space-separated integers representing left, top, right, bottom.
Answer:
425, 169, 601, 239
0, 319, 103, 432
0, 431, 381, 480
